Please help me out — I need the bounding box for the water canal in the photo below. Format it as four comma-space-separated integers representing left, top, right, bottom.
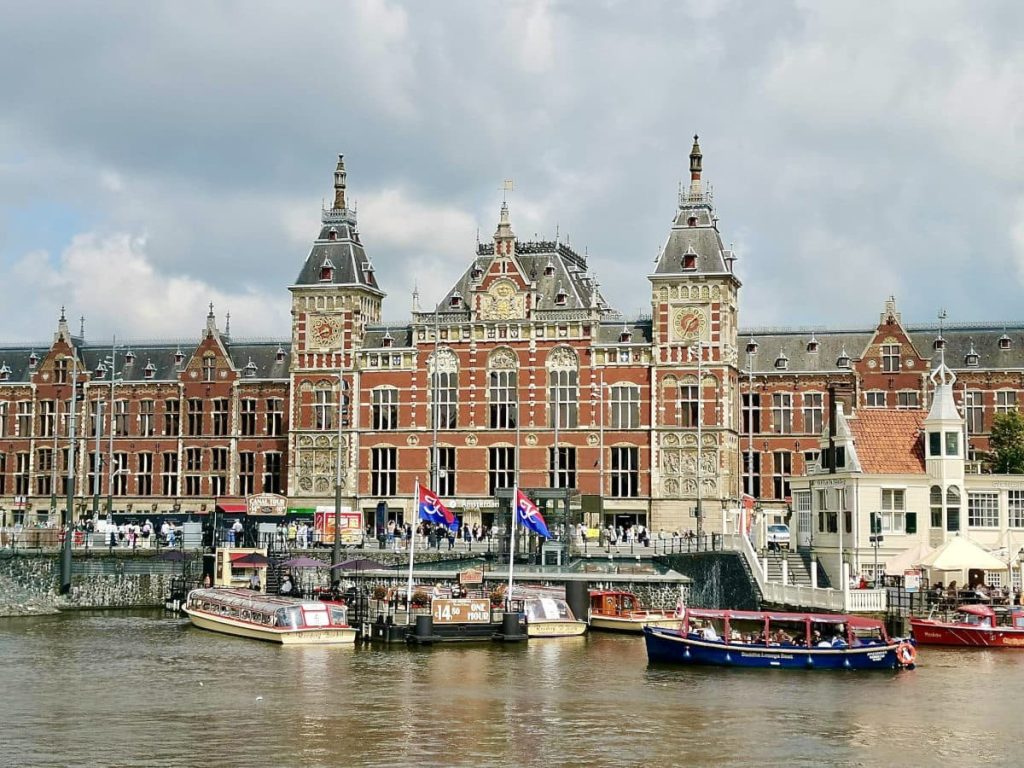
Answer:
1, 610, 1021, 767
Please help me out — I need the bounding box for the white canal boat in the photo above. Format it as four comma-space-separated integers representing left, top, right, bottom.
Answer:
184, 588, 357, 645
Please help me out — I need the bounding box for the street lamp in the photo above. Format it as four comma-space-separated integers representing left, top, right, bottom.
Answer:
103, 340, 122, 523
743, 337, 758, 542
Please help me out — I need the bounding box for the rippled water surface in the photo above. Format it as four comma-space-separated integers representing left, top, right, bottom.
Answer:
2, 611, 1022, 767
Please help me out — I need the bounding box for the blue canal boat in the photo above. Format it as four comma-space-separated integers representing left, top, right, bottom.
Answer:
644, 608, 915, 671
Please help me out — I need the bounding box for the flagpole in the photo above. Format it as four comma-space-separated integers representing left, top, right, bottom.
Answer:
508, 396, 521, 606
406, 479, 418, 623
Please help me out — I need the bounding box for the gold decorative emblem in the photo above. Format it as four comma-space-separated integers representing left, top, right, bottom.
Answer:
481, 280, 525, 321
309, 314, 341, 348
673, 306, 707, 342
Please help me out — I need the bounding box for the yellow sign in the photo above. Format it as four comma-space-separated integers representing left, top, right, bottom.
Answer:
432, 599, 491, 624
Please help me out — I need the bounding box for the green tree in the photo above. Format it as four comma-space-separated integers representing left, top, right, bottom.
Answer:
987, 411, 1024, 473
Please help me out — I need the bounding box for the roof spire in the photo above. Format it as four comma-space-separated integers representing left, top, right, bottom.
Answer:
225, 311, 231, 337
689, 134, 703, 197
333, 154, 347, 210
79, 316, 85, 338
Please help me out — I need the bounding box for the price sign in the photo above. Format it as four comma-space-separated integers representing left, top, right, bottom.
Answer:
431, 599, 491, 624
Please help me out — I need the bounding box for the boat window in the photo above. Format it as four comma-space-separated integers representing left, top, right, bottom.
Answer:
303, 607, 329, 627
850, 626, 885, 645
622, 595, 636, 612
526, 598, 572, 621
329, 606, 348, 626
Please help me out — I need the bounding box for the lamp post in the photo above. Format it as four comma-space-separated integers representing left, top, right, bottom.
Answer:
60, 354, 78, 594
332, 369, 344, 569
744, 338, 758, 540
105, 338, 119, 523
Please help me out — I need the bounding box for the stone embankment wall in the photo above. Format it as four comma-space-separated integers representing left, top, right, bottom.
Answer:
658, 552, 759, 610
0, 553, 182, 617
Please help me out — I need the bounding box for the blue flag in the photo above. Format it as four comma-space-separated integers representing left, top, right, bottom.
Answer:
515, 488, 551, 539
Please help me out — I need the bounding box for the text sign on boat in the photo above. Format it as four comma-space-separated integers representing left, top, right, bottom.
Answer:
432, 599, 491, 624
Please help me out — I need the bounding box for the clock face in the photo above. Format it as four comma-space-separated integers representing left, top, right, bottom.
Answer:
309, 315, 340, 348
673, 307, 707, 342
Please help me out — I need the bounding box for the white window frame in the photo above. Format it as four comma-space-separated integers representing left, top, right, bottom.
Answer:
865, 391, 886, 408
372, 387, 399, 431
1009, 490, 1024, 529
880, 488, 906, 533
802, 392, 823, 434
771, 392, 792, 434
968, 492, 999, 528
996, 390, 1018, 415
488, 370, 518, 429
609, 384, 640, 429
896, 391, 919, 409
964, 390, 984, 434
881, 344, 900, 373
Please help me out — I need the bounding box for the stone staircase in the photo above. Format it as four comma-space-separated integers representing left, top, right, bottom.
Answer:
765, 551, 817, 586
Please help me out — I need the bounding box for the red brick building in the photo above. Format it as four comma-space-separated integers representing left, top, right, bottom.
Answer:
0, 146, 1020, 534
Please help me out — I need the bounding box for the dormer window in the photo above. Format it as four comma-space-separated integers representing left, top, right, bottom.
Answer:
94, 362, 107, 379
619, 327, 633, 343
999, 334, 1011, 350
836, 348, 851, 369
275, 346, 286, 363
965, 343, 979, 367
174, 348, 185, 365
244, 358, 258, 378
745, 338, 759, 356
328, 227, 339, 241
28, 352, 38, 368
544, 260, 555, 277
682, 247, 697, 270
555, 287, 568, 306
449, 292, 463, 308
933, 336, 946, 351
382, 332, 394, 348
774, 351, 789, 370
320, 258, 335, 282
143, 361, 156, 379
806, 335, 819, 353
471, 265, 483, 280
124, 350, 135, 365
687, 216, 697, 227
0, 362, 10, 381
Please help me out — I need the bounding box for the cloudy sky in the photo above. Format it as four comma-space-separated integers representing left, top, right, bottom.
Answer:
1, 0, 1022, 344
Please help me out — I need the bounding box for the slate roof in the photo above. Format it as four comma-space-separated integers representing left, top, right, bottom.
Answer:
293, 211, 382, 294
847, 410, 927, 474
362, 326, 415, 349
652, 200, 731, 276
740, 323, 1024, 374
436, 240, 603, 314
0, 340, 292, 383
595, 319, 653, 345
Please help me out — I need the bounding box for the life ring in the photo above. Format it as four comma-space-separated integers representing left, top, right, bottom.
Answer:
897, 642, 916, 665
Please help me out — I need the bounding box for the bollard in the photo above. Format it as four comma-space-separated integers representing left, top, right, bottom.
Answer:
781, 559, 789, 586
495, 610, 525, 642
811, 561, 818, 589
414, 614, 434, 643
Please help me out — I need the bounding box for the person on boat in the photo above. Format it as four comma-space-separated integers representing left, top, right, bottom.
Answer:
279, 574, 294, 596
812, 630, 829, 647
202, 573, 212, 588
831, 625, 847, 647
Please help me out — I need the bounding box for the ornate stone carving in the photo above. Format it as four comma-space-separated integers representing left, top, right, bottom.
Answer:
662, 433, 679, 447
488, 347, 518, 370
465, 434, 479, 446
664, 478, 680, 496
586, 432, 599, 446
546, 346, 578, 370
406, 434, 419, 446
525, 433, 538, 446
480, 280, 526, 321
428, 347, 458, 374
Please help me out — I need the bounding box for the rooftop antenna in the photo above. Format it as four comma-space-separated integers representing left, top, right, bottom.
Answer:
937, 308, 948, 367
225, 312, 231, 337
79, 316, 85, 337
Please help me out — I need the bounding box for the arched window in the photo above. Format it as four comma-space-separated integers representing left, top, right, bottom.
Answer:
547, 347, 579, 428
609, 383, 641, 429
313, 380, 337, 430
488, 348, 518, 429
946, 486, 961, 532
930, 485, 942, 528
429, 348, 459, 430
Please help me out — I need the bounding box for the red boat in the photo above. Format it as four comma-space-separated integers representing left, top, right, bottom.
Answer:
910, 604, 1024, 648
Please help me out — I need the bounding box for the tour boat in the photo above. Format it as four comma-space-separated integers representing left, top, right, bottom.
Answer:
910, 604, 1024, 648
588, 589, 681, 633
184, 588, 357, 645
522, 596, 588, 638
644, 607, 915, 671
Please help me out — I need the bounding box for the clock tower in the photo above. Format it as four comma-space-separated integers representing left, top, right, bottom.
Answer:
648, 136, 742, 532
288, 155, 385, 502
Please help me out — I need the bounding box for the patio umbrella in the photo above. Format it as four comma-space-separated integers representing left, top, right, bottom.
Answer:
280, 556, 328, 569
331, 558, 387, 571
232, 552, 270, 567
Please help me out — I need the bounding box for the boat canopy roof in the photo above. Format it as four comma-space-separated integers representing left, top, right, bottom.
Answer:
685, 607, 884, 630
189, 588, 326, 614
958, 604, 997, 619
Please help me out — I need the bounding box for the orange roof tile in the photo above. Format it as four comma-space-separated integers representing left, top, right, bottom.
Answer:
848, 410, 927, 474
